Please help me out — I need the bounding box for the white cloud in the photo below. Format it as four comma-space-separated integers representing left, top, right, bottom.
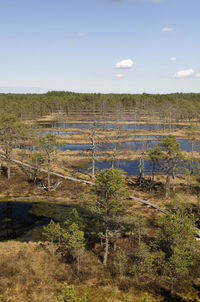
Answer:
174, 69, 195, 79
115, 59, 133, 69
196, 73, 200, 78
78, 32, 86, 37
161, 27, 176, 34
169, 57, 177, 62
115, 73, 125, 78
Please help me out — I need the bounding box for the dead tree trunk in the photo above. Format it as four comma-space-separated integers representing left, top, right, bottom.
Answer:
103, 226, 109, 266
47, 158, 50, 191
91, 128, 95, 179
7, 158, 11, 180
165, 162, 171, 198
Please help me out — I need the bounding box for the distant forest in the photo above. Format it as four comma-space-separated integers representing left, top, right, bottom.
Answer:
1, 92, 200, 122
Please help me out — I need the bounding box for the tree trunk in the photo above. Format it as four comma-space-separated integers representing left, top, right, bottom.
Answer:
91, 128, 95, 179
92, 152, 95, 179
7, 158, 11, 180
48, 158, 50, 191
197, 197, 200, 214
138, 225, 141, 246
150, 161, 154, 192
142, 158, 145, 177
103, 226, 109, 266
119, 262, 123, 281
139, 157, 142, 187
172, 164, 176, 193
111, 148, 116, 169
113, 230, 118, 251
191, 140, 194, 174
165, 163, 170, 198
77, 255, 80, 273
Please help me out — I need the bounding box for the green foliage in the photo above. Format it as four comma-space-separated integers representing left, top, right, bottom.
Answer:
0, 113, 28, 178
42, 219, 62, 244
64, 208, 85, 231
131, 243, 154, 276
168, 246, 194, 281
147, 135, 185, 197
54, 284, 87, 302
143, 293, 152, 302
113, 247, 127, 280
62, 223, 85, 258
91, 168, 127, 220
148, 135, 184, 167
62, 222, 85, 272
39, 133, 58, 156
158, 205, 197, 252
38, 133, 58, 190
132, 211, 146, 245
1, 92, 200, 121
43, 212, 85, 271
26, 151, 45, 183
159, 135, 182, 155
0, 114, 27, 146
157, 204, 199, 282
95, 168, 126, 201
30, 152, 45, 167
88, 168, 128, 266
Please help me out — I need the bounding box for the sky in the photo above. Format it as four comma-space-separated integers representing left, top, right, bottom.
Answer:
0, 0, 200, 94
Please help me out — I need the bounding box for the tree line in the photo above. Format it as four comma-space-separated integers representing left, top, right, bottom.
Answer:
1, 92, 200, 123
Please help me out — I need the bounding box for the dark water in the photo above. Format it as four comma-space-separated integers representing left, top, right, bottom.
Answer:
15, 136, 199, 156
60, 139, 199, 152
77, 159, 197, 176
39, 122, 187, 130
60, 141, 154, 152
39, 130, 80, 135
17, 138, 199, 152
0, 202, 76, 241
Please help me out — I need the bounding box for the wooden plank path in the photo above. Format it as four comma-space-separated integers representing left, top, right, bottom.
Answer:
129, 196, 166, 213
0, 154, 94, 186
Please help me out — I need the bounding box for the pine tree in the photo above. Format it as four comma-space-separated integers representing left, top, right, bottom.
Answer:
157, 203, 199, 284
0, 114, 28, 179
39, 133, 58, 191
148, 135, 184, 198
54, 284, 87, 302
88, 168, 128, 266
62, 223, 85, 272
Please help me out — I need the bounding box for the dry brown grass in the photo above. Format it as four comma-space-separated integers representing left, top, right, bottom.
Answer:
0, 241, 163, 302
0, 241, 108, 302
0, 241, 72, 302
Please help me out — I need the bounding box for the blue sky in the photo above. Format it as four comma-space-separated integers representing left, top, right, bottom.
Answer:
0, 0, 200, 94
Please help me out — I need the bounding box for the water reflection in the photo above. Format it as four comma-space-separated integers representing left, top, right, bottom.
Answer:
39, 122, 187, 130
76, 159, 199, 176
0, 202, 75, 241
39, 130, 80, 135
60, 139, 199, 152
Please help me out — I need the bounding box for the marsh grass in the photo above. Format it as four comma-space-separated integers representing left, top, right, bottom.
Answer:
0, 241, 162, 302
